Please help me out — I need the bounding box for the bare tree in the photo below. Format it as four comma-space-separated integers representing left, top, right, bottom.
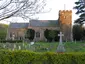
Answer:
0, 0, 46, 20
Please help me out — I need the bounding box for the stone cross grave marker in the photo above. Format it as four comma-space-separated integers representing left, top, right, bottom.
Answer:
58, 32, 64, 43
57, 32, 65, 53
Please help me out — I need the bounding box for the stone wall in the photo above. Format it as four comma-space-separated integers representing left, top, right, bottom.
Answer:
7, 28, 26, 40
28, 26, 60, 41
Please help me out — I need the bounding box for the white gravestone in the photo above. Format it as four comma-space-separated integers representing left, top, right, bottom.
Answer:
12, 34, 15, 40
3, 44, 6, 48
58, 32, 64, 43
19, 46, 21, 50
29, 42, 34, 48
14, 44, 16, 49
57, 32, 65, 53
30, 42, 34, 45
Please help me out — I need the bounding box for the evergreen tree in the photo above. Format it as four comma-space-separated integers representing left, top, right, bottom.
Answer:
73, 24, 84, 41
74, 0, 85, 25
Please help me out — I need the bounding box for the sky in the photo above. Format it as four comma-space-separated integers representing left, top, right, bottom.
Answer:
0, 0, 78, 24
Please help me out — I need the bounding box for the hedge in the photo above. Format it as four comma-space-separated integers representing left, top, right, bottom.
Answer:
0, 50, 85, 64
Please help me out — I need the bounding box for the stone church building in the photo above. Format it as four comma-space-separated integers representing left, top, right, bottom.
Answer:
7, 10, 73, 41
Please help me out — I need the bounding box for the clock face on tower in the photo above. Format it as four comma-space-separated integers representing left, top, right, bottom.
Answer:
0, 0, 27, 20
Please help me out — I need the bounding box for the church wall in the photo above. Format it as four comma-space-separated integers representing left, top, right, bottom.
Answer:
7, 28, 26, 40
28, 26, 60, 41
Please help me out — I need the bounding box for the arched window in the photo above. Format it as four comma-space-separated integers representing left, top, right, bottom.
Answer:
36, 32, 40, 38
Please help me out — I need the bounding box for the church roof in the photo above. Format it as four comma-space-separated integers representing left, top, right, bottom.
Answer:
9, 23, 29, 28
29, 20, 59, 27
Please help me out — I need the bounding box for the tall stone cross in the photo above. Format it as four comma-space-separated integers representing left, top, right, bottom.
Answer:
58, 32, 64, 43
57, 32, 65, 53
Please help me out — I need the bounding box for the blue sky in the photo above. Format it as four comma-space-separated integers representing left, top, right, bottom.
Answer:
0, 0, 78, 24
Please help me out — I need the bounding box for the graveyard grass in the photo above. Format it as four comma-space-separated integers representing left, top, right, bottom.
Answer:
0, 41, 85, 52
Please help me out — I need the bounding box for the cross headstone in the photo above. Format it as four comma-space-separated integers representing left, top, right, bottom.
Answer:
57, 32, 65, 53
58, 32, 64, 43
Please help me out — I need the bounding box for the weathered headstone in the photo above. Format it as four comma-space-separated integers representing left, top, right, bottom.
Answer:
57, 32, 65, 53
19, 46, 21, 50
75, 40, 76, 44
14, 44, 16, 49
3, 44, 6, 48
12, 34, 15, 40
30, 42, 34, 45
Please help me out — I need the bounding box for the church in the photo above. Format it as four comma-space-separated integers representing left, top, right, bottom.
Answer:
7, 10, 73, 42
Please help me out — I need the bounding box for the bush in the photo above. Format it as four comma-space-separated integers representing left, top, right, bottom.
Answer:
0, 50, 85, 64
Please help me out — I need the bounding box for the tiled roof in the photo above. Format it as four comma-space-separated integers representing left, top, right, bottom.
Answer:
9, 23, 29, 28
29, 20, 59, 27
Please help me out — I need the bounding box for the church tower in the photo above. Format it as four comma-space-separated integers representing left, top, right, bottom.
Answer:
59, 10, 73, 41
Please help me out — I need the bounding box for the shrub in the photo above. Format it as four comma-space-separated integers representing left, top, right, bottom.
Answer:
0, 50, 85, 64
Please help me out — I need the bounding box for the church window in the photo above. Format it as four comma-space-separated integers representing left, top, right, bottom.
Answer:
36, 32, 40, 38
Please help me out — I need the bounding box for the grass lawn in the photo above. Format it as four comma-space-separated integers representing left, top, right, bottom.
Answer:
0, 41, 85, 52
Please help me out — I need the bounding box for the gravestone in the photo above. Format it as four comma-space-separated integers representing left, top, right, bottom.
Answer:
30, 42, 34, 45
3, 44, 6, 48
57, 32, 65, 53
12, 34, 15, 40
19, 46, 21, 50
14, 44, 16, 49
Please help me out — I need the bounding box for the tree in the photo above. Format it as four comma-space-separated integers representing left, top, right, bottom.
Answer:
80, 0, 85, 5
25, 29, 35, 41
0, 0, 46, 20
44, 29, 59, 42
74, 0, 85, 25
44, 29, 52, 42
73, 24, 84, 41
48, 30, 56, 41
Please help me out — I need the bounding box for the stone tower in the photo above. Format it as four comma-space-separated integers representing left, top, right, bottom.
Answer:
59, 10, 73, 41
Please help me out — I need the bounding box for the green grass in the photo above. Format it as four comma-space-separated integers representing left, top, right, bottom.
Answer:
0, 42, 85, 52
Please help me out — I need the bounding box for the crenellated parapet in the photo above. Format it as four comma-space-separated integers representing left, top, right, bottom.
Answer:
59, 10, 72, 25
59, 10, 72, 13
